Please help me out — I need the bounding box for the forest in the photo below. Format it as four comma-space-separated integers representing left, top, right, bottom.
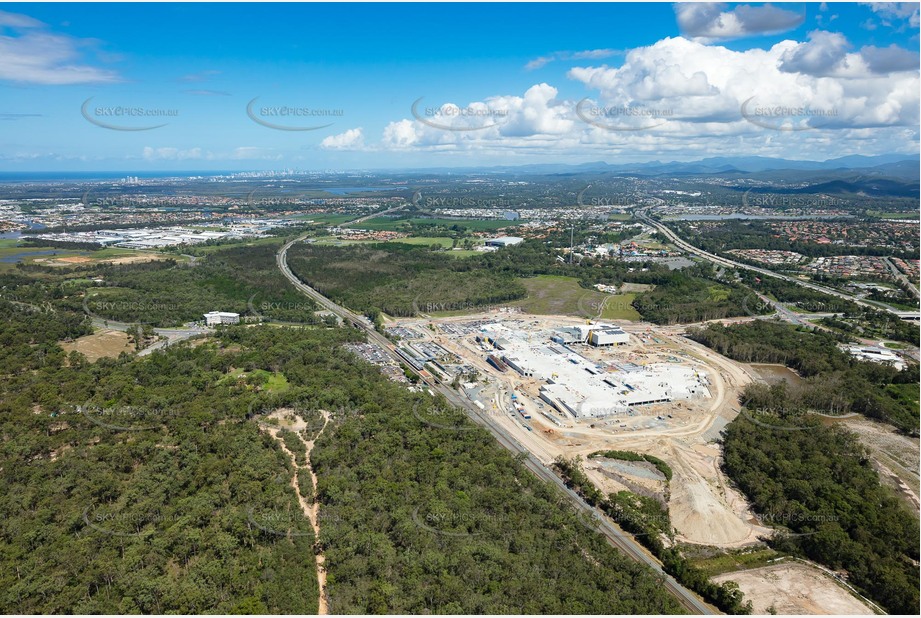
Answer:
12, 242, 321, 327
722, 415, 920, 614
0, 279, 687, 613
688, 320, 919, 433
288, 239, 759, 324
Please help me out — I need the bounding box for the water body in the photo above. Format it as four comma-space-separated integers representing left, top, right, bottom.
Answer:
750, 363, 803, 386
0, 250, 62, 263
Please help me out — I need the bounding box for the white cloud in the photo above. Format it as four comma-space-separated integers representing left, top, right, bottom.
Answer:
140, 146, 280, 161
142, 147, 204, 161
525, 49, 621, 70
365, 33, 916, 160
862, 2, 920, 28
320, 127, 365, 150
0, 10, 120, 84
779, 30, 852, 75
0, 10, 43, 28
779, 30, 919, 76
675, 2, 805, 41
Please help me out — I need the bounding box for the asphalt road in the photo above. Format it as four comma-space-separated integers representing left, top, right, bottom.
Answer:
276, 235, 715, 615
637, 210, 917, 320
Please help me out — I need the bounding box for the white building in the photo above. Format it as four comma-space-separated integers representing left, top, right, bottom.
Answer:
204, 311, 240, 326
590, 326, 629, 346
485, 236, 524, 248
845, 346, 906, 371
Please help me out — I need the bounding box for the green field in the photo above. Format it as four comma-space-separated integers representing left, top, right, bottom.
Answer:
388, 236, 455, 247
346, 216, 515, 232
687, 548, 785, 578
867, 210, 920, 220
295, 213, 357, 225
312, 236, 481, 251
508, 275, 641, 320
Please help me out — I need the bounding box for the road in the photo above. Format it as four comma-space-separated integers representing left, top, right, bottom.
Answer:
637, 210, 918, 320
276, 235, 715, 615
883, 257, 920, 300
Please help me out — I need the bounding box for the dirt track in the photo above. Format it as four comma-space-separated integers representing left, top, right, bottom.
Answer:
260, 409, 330, 615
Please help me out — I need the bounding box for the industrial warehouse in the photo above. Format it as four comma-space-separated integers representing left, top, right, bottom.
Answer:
476, 321, 711, 419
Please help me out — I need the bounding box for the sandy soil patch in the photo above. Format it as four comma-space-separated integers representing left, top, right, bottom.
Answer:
841, 416, 920, 508
61, 329, 133, 361
713, 562, 876, 614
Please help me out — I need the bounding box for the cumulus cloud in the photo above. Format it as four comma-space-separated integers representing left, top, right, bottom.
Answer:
779, 30, 919, 76
320, 127, 365, 150
675, 2, 806, 41
366, 33, 917, 159
779, 30, 852, 75
862, 2, 920, 28
860, 44, 920, 73
0, 10, 120, 84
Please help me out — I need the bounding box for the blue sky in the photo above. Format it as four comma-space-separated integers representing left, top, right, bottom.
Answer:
1, 2, 919, 171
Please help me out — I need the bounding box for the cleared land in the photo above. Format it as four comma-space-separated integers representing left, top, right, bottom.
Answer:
60, 329, 133, 361
712, 562, 876, 615
510, 275, 641, 321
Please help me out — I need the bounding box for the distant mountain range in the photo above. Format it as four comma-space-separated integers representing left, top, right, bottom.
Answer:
480, 154, 920, 179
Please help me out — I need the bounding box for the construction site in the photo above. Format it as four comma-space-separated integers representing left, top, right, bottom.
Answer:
387, 310, 882, 615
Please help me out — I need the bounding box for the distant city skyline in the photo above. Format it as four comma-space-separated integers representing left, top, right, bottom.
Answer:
1, 2, 919, 171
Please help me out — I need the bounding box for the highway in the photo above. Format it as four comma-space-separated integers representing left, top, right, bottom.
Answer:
636, 210, 919, 321
276, 235, 715, 615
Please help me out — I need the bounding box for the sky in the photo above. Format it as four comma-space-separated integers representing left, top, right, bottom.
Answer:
0, 1, 919, 171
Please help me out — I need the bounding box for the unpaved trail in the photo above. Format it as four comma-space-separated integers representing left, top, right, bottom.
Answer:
260, 410, 331, 615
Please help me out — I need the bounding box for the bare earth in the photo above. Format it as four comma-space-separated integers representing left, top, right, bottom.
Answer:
61, 329, 133, 361
713, 563, 876, 615
259, 409, 330, 615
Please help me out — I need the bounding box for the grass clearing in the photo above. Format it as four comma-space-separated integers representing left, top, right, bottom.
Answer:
509, 275, 640, 320
687, 547, 785, 578
60, 329, 134, 362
